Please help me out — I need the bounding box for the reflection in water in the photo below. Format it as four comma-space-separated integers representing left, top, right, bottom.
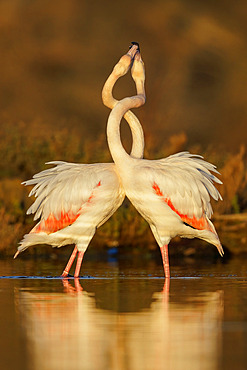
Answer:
15, 278, 223, 370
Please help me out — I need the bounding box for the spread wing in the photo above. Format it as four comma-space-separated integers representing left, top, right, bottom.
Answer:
23, 161, 121, 231
140, 152, 222, 222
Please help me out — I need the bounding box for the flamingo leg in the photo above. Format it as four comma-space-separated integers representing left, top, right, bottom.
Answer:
61, 246, 78, 277
74, 251, 84, 278
160, 244, 170, 279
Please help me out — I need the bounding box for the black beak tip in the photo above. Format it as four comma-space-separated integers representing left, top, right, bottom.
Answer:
129, 41, 140, 52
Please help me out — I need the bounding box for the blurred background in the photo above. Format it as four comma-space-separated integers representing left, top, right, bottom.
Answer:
0, 0, 247, 258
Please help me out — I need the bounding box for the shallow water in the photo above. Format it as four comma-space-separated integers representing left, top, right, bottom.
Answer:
0, 256, 247, 370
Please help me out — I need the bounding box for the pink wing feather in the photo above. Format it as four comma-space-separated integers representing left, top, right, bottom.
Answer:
141, 152, 222, 229
23, 161, 116, 233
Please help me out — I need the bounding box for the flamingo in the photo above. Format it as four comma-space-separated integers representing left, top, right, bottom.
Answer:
107, 50, 224, 279
14, 43, 145, 277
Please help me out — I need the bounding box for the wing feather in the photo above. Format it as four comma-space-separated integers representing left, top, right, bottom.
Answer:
23, 161, 119, 222
140, 152, 222, 220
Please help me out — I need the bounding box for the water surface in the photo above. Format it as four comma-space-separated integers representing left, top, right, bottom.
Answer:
0, 257, 246, 370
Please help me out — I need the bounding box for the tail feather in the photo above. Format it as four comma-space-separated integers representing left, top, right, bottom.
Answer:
216, 243, 224, 257
206, 217, 224, 256
13, 251, 19, 259
17, 232, 52, 254
198, 229, 224, 256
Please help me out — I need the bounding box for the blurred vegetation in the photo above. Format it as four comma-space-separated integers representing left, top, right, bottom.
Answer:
1, 124, 247, 257
1, 0, 247, 257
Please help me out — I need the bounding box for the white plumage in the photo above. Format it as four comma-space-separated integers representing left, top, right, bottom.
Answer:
20, 162, 124, 250
25, 162, 117, 221
134, 152, 222, 219
118, 152, 222, 245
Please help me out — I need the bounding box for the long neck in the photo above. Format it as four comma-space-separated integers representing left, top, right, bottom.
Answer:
102, 70, 144, 159
123, 110, 144, 159
107, 95, 146, 168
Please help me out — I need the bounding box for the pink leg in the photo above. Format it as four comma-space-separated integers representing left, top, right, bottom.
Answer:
61, 246, 78, 277
74, 251, 84, 278
160, 244, 170, 279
